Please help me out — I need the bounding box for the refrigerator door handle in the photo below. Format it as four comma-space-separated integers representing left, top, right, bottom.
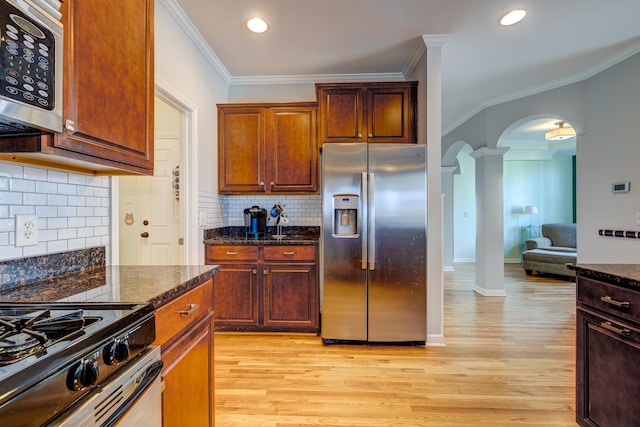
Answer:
361, 171, 368, 270
369, 172, 375, 270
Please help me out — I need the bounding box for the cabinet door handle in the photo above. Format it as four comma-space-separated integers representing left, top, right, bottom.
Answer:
368, 133, 372, 138
357, 133, 362, 138
263, 269, 268, 275
600, 296, 630, 309
179, 303, 199, 316
252, 269, 257, 274
600, 321, 631, 337
226, 251, 239, 256
283, 251, 295, 256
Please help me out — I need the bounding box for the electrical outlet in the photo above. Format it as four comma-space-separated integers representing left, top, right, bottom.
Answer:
15, 214, 38, 247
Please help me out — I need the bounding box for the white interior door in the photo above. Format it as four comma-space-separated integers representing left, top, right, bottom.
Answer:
118, 98, 182, 265
118, 139, 181, 265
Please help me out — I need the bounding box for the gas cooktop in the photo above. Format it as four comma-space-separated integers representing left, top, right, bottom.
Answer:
0, 302, 155, 426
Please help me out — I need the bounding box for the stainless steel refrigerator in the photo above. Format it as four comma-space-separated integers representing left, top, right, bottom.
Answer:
322, 143, 427, 344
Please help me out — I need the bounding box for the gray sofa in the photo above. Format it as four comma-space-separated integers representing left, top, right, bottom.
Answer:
522, 223, 576, 278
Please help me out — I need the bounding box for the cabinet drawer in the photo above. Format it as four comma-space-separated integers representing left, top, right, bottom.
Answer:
207, 245, 258, 261
264, 245, 316, 261
577, 277, 640, 323
154, 279, 213, 345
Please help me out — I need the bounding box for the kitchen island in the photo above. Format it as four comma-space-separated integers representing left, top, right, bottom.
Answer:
573, 264, 640, 427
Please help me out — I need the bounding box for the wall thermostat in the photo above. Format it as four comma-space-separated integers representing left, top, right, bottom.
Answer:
612, 181, 630, 193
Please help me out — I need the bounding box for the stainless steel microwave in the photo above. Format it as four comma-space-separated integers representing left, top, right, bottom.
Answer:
0, 0, 62, 136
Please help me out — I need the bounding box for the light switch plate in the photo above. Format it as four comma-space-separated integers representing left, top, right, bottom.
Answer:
15, 214, 38, 246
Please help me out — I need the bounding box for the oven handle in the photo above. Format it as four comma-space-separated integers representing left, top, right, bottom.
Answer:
100, 360, 163, 427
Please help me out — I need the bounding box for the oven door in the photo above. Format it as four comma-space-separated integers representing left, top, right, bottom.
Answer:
50, 346, 162, 427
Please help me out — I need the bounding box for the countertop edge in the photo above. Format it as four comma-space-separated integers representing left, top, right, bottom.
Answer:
146, 265, 220, 309
573, 264, 640, 289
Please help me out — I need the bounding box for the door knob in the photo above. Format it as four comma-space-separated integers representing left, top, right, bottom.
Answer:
140, 232, 149, 238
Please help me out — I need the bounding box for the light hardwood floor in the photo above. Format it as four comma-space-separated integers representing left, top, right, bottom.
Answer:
215, 263, 577, 426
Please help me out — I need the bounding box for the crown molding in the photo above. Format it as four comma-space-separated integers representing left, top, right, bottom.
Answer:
469, 147, 510, 159
228, 72, 405, 86
422, 34, 451, 48
443, 39, 640, 136
159, 0, 232, 84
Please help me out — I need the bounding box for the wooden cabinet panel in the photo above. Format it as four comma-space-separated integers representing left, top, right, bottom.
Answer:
316, 82, 417, 145
155, 279, 215, 426
218, 107, 265, 193
577, 307, 640, 427
54, 0, 154, 174
206, 243, 319, 333
368, 87, 414, 142
161, 314, 214, 427
154, 279, 212, 345
0, 0, 154, 174
270, 107, 318, 192
263, 245, 316, 261
577, 277, 640, 324
317, 89, 363, 143
218, 102, 318, 194
263, 263, 318, 330
207, 245, 259, 261
213, 264, 259, 326
576, 274, 640, 427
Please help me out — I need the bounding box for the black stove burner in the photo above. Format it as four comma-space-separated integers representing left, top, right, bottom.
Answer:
0, 309, 93, 365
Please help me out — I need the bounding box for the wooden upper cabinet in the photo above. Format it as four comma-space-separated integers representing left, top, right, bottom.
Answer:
54, 0, 154, 174
218, 107, 266, 194
316, 82, 417, 145
270, 106, 317, 192
218, 102, 318, 194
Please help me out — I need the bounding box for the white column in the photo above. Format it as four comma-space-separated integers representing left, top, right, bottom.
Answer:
469, 147, 509, 296
441, 166, 457, 272
423, 35, 450, 347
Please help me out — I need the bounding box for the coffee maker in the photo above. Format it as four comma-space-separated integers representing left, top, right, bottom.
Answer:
244, 205, 267, 238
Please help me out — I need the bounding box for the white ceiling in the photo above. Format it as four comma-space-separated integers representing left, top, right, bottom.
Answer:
173, 0, 640, 141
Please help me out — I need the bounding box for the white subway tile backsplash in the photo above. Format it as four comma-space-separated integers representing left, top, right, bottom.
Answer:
68, 217, 86, 228
0, 163, 24, 177
23, 193, 47, 205
47, 194, 67, 205
47, 240, 68, 253
10, 179, 35, 192
0, 161, 110, 261
47, 170, 68, 183
57, 183, 77, 195
35, 181, 58, 194
36, 206, 58, 217
57, 228, 77, 240
47, 217, 68, 229
23, 167, 47, 181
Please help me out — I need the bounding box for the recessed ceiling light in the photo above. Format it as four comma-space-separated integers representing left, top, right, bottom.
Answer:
499, 9, 527, 26
247, 17, 268, 33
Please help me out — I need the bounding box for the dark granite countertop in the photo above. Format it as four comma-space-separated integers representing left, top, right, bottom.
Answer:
572, 264, 640, 289
0, 265, 219, 308
204, 226, 320, 246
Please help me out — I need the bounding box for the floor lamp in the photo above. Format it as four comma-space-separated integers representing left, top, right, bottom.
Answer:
522, 205, 538, 238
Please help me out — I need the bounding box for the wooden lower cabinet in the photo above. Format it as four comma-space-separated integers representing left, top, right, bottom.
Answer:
576, 275, 640, 427
206, 244, 319, 333
154, 279, 215, 426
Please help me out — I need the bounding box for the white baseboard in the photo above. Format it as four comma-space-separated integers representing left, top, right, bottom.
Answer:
473, 285, 507, 297
426, 334, 446, 347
